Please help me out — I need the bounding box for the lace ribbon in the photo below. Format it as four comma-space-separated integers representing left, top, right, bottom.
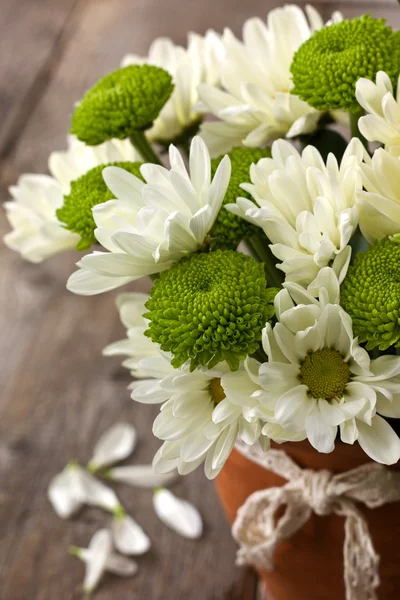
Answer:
233, 442, 400, 600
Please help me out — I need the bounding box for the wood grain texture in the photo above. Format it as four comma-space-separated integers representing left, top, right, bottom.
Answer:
0, 0, 399, 598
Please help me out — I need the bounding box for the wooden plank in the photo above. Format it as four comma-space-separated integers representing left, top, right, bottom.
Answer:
3, 0, 399, 598
0, 0, 80, 160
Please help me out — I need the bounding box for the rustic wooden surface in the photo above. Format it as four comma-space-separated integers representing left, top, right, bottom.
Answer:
0, 1, 399, 599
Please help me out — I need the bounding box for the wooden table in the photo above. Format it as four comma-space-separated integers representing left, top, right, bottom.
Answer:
0, 1, 398, 598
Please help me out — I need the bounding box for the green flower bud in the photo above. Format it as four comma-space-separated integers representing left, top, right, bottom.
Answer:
144, 249, 278, 371
291, 15, 400, 111
210, 147, 271, 250
70, 65, 174, 145
57, 162, 143, 251
341, 237, 400, 351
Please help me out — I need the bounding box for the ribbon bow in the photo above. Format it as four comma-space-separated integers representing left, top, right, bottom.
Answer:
232, 444, 400, 600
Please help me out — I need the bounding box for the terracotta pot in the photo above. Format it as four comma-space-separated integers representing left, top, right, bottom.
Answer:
215, 442, 400, 600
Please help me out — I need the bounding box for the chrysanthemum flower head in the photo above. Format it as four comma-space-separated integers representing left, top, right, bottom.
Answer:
357, 147, 400, 244
57, 162, 143, 251
356, 71, 400, 155
122, 32, 223, 145
198, 5, 341, 156
102, 292, 160, 379
256, 278, 400, 464
144, 249, 277, 371
209, 147, 270, 249
67, 136, 231, 295
3, 136, 141, 263
291, 15, 400, 111
70, 65, 174, 146
226, 138, 367, 286
341, 237, 400, 351
132, 356, 267, 479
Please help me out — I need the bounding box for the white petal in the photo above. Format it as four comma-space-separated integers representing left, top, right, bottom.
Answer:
83, 529, 112, 593
112, 514, 151, 555
305, 410, 337, 453
48, 463, 85, 519
88, 423, 137, 471
107, 465, 179, 488
105, 554, 138, 577
357, 416, 400, 465
79, 469, 121, 512
153, 488, 203, 539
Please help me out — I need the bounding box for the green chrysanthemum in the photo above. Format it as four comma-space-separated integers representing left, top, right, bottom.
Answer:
291, 15, 400, 111
57, 162, 143, 251
70, 65, 174, 145
209, 147, 271, 250
341, 237, 400, 351
144, 249, 278, 371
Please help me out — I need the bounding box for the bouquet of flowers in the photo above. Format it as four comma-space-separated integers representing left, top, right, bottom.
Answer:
6, 4, 400, 598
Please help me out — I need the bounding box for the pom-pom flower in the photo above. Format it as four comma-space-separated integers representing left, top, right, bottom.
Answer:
291, 15, 400, 111
209, 147, 270, 249
122, 32, 223, 145
67, 136, 231, 295
3, 136, 140, 263
198, 5, 342, 156
70, 65, 174, 146
255, 275, 400, 464
341, 237, 400, 351
144, 249, 277, 371
226, 138, 367, 286
57, 161, 142, 250
356, 71, 400, 155
131, 355, 267, 478
357, 148, 400, 244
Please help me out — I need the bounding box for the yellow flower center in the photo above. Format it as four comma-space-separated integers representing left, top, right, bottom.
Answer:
210, 378, 226, 405
299, 348, 350, 400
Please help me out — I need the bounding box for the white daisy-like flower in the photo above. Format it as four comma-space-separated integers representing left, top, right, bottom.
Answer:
198, 5, 342, 156
67, 136, 231, 296
153, 488, 203, 539
107, 464, 178, 488
131, 355, 266, 479
122, 31, 224, 144
70, 529, 138, 594
227, 138, 367, 286
3, 136, 141, 263
103, 293, 160, 379
256, 278, 400, 464
356, 71, 400, 156
357, 148, 400, 244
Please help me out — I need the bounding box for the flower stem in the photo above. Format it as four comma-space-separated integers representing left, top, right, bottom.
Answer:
130, 130, 162, 164
245, 235, 284, 289
350, 108, 369, 152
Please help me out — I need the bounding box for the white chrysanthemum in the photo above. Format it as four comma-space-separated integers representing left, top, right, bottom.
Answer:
356, 71, 400, 155
131, 356, 266, 479
103, 293, 160, 378
357, 148, 400, 243
256, 278, 400, 464
227, 138, 367, 286
67, 136, 231, 295
3, 136, 141, 263
122, 31, 224, 144
198, 5, 342, 156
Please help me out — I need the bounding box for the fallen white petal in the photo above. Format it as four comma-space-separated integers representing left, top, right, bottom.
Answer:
48, 462, 86, 519
83, 529, 112, 593
153, 488, 203, 539
108, 464, 179, 488
112, 513, 151, 555
72, 546, 138, 579
88, 422, 137, 471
